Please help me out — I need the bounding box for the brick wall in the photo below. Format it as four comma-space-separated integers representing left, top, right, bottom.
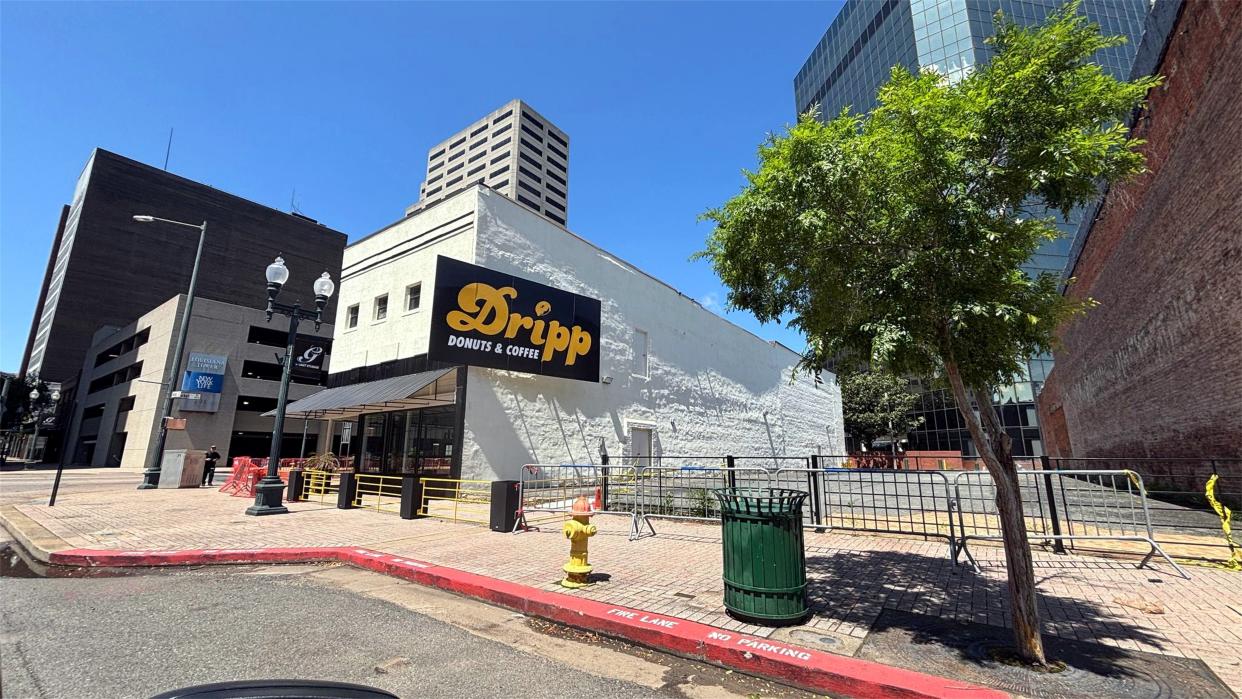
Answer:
1038, 0, 1242, 458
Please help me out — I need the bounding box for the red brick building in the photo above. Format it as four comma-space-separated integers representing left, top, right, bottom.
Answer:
1038, 0, 1242, 458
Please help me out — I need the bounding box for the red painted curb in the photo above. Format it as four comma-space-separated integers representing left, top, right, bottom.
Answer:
50, 547, 1007, 699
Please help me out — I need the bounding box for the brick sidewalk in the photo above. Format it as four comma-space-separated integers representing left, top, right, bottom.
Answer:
4, 484, 1241, 691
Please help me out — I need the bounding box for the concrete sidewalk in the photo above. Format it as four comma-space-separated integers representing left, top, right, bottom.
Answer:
3, 481, 1240, 694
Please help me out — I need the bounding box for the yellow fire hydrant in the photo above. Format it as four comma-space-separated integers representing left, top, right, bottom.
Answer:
561, 495, 598, 588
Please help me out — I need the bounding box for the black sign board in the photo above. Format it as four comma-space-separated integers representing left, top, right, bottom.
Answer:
428, 256, 601, 382
291, 334, 331, 381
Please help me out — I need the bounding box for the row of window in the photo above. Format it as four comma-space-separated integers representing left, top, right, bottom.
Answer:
345, 282, 422, 329
88, 361, 143, 395
94, 328, 150, 367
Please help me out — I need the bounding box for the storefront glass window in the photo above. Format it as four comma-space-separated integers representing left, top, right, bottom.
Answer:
352, 406, 456, 477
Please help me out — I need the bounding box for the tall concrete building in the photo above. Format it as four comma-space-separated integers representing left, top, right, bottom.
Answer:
408, 99, 570, 226
792, 0, 1150, 458
21, 148, 347, 384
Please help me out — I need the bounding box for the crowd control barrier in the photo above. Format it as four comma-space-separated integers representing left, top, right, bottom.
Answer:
951, 469, 1188, 578
514, 463, 641, 536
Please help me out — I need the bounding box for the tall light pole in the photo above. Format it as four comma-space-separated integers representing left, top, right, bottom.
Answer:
25, 388, 60, 464
246, 255, 334, 516
132, 215, 207, 489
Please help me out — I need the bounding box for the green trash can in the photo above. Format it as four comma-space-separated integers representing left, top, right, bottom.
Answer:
714, 487, 810, 626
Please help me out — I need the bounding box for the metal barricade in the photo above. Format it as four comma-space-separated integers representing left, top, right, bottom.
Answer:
354, 473, 403, 515
634, 457, 774, 538
782, 466, 959, 560
300, 470, 339, 504
514, 463, 641, 537
953, 469, 1188, 578
420, 477, 492, 525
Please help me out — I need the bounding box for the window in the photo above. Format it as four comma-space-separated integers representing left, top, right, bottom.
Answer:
431, 148, 446, 159
519, 165, 542, 184
468, 150, 486, 163
519, 180, 541, 196
523, 112, 544, 130
633, 328, 649, 378
117, 395, 136, 412
547, 142, 567, 160
447, 162, 463, 174
346, 304, 359, 329
520, 138, 543, 156
450, 136, 466, 149
470, 124, 487, 137
448, 150, 464, 161
428, 160, 444, 172
82, 403, 106, 419
446, 175, 463, 187
491, 179, 509, 190
427, 173, 443, 184
520, 123, 543, 142
469, 138, 488, 150
492, 109, 513, 124
546, 183, 565, 199
545, 211, 565, 225
490, 152, 509, 165
406, 283, 422, 312
548, 130, 567, 148
491, 136, 511, 151
491, 164, 510, 178
547, 169, 566, 186
468, 164, 485, 177
516, 194, 541, 211
425, 186, 441, 197
519, 152, 543, 170
492, 123, 512, 136
374, 294, 388, 321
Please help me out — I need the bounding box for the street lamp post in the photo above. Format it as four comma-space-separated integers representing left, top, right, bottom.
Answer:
132, 215, 207, 490
246, 255, 334, 516
25, 388, 60, 464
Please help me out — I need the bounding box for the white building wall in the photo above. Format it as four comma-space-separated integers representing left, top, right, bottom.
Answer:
460, 188, 845, 481
332, 193, 479, 373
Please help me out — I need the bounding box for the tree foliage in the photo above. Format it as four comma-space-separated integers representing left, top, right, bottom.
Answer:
700, 3, 1158, 664
839, 370, 923, 450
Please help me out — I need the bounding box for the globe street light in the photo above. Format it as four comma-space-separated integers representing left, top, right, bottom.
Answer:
247, 255, 334, 516
25, 388, 60, 464
131, 215, 208, 489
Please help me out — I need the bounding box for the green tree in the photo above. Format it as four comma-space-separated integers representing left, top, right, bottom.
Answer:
699, 3, 1156, 664
839, 370, 923, 452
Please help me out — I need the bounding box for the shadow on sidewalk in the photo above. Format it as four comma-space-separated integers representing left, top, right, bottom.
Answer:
803, 548, 1167, 651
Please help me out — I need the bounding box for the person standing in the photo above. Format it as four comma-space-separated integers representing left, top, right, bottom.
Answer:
203, 445, 221, 486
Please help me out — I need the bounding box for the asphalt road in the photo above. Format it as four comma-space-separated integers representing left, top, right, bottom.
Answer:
0, 558, 814, 699
0, 566, 663, 699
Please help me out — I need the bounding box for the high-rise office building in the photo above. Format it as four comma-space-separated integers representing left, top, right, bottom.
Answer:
21, 149, 347, 384
407, 99, 570, 226
793, 0, 1150, 458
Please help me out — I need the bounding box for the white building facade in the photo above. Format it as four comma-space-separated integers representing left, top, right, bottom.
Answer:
300, 186, 844, 482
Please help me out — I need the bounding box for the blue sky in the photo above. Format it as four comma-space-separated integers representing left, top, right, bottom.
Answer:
0, 1, 844, 373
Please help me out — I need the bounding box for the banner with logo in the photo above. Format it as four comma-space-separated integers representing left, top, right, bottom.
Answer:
428, 256, 601, 382
291, 335, 331, 382
181, 352, 226, 412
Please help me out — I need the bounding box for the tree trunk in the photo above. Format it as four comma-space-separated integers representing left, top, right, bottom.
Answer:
944, 360, 1047, 666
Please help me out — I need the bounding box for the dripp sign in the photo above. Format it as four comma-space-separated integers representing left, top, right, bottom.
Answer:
428, 256, 601, 382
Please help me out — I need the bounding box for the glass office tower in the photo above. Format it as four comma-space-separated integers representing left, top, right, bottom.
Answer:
793, 0, 1149, 458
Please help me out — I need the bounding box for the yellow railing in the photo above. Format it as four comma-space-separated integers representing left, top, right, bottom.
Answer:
354, 473, 404, 515
301, 470, 339, 503
420, 478, 492, 525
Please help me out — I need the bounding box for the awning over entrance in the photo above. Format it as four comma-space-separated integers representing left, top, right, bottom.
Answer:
273, 367, 457, 420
